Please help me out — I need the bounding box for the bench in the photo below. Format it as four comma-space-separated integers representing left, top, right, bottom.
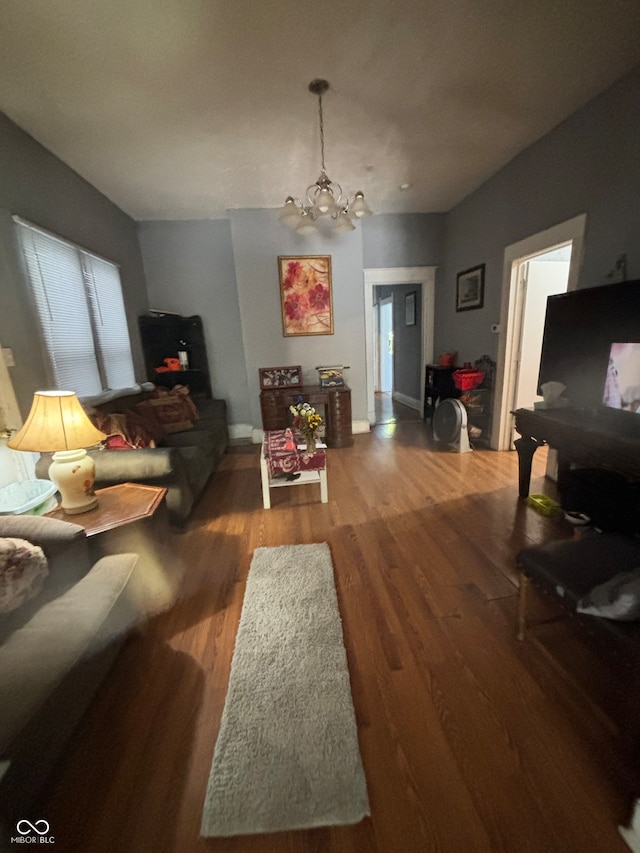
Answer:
516, 532, 640, 799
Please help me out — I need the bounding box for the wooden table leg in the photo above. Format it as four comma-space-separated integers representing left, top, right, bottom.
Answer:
514, 435, 544, 497
319, 467, 328, 503
260, 453, 271, 509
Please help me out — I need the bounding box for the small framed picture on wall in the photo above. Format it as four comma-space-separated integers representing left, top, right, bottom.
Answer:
456, 264, 485, 312
405, 291, 416, 326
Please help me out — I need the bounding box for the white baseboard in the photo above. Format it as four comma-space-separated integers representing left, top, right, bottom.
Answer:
351, 419, 370, 434
392, 391, 421, 411
229, 423, 254, 441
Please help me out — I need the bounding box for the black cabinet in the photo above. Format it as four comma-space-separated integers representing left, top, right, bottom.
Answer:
423, 365, 459, 421
458, 355, 495, 447
138, 313, 212, 398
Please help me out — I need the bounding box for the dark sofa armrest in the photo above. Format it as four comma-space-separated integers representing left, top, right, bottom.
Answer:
0, 515, 90, 582
37, 447, 189, 488
88, 447, 190, 486
196, 398, 227, 420
0, 515, 85, 553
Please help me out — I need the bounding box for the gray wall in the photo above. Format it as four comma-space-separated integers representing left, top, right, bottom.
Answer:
362, 213, 444, 268
137, 219, 251, 424
138, 211, 446, 431
229, 209, 367, 428
438, 64, 640, 365
0, 112, 149, 416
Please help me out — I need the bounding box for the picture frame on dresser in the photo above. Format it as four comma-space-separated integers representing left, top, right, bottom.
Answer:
258, 365, 303, 389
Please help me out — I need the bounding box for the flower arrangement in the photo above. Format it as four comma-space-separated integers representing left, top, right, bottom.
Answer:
289, 399, 323, 450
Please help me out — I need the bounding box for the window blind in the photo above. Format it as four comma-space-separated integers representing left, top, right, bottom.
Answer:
15, 218, 135, 396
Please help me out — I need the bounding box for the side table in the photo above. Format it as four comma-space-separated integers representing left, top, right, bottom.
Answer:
260, 430, 328, 509
47, 482, 180, 613
47, 481, 170, 565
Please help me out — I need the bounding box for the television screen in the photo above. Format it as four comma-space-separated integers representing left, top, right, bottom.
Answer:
538, 279, 640, 410
603, 342, 640, 413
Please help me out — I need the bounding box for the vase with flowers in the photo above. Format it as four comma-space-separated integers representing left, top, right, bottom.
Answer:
289, 399, 323, 452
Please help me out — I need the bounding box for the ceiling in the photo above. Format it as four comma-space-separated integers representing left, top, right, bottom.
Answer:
2, 0, 640, 222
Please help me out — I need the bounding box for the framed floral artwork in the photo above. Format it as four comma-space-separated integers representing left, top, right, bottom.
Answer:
278, 255, 333, 336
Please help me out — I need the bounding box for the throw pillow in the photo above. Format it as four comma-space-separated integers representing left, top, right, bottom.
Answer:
151, 384, 201, 421
133, 401, 169, 444
168, 384, 201, 421
94, 412, 134, 449
146, 396, 194, 434
0, 538, 49, 614
577, 570, 640, 621
122, 410, 158, 449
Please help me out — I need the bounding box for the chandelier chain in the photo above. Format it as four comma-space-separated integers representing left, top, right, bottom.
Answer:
318, 91, 326, 175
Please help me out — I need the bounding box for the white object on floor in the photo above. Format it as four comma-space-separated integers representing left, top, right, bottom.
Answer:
621, 800, 640, 852
433, 398, 472, 453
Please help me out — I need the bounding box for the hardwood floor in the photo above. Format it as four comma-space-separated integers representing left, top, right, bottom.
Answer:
35, 416, 634, 852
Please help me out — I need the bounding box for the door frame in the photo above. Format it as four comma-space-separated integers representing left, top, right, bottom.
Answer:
493, 214, 587, 450
363, 267, 436, 425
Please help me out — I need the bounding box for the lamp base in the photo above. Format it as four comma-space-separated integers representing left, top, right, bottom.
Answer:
49, 449, 98, 515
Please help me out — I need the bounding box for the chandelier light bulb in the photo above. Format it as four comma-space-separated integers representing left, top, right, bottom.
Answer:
280, 80, 371, 234
315, 186, 336, 215
350, 191, 372, 219
333, 211, 356, 232
279, 196, 302, 226
295, 211, 318, 235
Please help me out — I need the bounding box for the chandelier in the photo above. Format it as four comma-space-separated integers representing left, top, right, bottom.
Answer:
279, 79, 372, 235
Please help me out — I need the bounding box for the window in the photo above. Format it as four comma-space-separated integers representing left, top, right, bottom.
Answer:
14, 217, 135, 397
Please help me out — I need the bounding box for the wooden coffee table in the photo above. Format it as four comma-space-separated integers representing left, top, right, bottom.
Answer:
47, 482, 169, 563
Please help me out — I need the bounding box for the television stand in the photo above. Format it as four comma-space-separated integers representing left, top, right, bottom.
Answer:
513, 407, 640, 497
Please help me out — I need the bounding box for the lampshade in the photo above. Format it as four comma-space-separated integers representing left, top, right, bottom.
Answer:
9, 391, 106, 515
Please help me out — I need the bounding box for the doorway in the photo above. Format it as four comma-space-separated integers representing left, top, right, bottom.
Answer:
494, 215, 586, 450
512, 246, 571, 412
363, 267, 437, 426
377, 296, 394, 395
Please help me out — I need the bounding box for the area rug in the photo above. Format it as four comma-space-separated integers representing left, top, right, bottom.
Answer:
200, 542, 370, 837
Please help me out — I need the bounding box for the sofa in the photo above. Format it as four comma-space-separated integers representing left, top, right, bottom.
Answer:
35, 383, 229, 524
0, 514, 150, 840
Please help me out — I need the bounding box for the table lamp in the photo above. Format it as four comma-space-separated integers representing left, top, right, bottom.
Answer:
8, 390, 107, 515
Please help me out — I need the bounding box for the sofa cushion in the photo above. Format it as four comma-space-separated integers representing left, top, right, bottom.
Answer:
162, 427, 218, 456
0, 539, 48, 615
145, 397, 194, 434
133, 401, 169, 444
152, 384, 201, 421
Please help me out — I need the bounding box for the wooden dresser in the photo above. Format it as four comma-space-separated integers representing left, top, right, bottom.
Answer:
259, 384, 353, 447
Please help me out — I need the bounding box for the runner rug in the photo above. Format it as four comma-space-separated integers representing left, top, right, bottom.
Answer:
200, 542, 370, 837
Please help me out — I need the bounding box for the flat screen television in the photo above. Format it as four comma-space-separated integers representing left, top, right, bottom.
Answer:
537, 279, 640, 418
